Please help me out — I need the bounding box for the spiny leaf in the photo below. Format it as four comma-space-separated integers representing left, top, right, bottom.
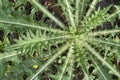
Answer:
84, 43, 120, 78
30, 0, 65, 30
82, 6, 111, 32
90, 55, 113, 80
7, 30, 70, 53
58, 46, 74, 80
28, 43, 70, 80
0, 51, 21, 60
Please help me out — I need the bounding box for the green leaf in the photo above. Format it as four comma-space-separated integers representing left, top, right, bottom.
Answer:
84, 43, 120, 78
30, 0, 65, 30
7, 30, 70, 53
28, 43, 70, 80
0, 51, 21, 60
90, 55, 113, 80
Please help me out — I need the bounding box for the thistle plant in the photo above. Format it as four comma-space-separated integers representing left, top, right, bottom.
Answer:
0, 0, 120, 80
